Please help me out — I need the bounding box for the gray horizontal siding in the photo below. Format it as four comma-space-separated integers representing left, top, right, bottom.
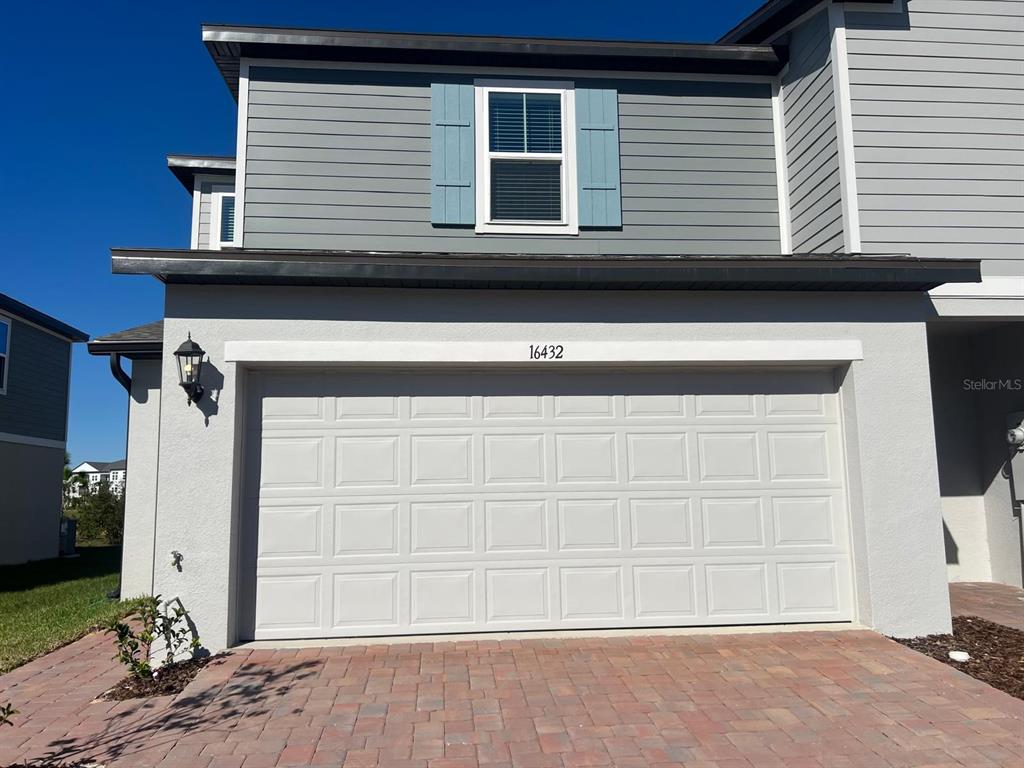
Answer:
0, 317, 71, 442
846, 0, 1024, 262
243, 67, 780, 255
781, 10, 844, 253
197, 179, 235, 249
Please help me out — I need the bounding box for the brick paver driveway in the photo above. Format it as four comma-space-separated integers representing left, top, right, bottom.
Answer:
950, 582, 1024, 632
1, 629, 1022, 768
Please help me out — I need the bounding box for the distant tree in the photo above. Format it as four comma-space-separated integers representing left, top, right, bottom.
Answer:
62, 453, 87, 512
70, 480, 125, 545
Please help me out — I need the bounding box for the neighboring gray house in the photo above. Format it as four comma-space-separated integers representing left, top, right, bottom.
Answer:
0, 293, 88, 565
89, 0, 1022, 654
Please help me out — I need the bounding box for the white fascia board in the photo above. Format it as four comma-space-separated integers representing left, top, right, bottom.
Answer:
225, 339, 864, 366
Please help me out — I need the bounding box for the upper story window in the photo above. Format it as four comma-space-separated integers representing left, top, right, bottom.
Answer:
0, 316, 9, 395
211, 192, 237, 250
475, 81, 578, 235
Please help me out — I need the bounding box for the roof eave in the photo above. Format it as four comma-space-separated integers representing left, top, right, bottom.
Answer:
0, 293, 89, 342
719, 0, 894, 45
167, 155, 237, 193
86, 340, 163, 359
109, 247, 982, 293
202, 24, 788, 99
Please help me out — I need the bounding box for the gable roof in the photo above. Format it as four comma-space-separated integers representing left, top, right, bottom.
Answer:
202, 24, 788, 99
0, 292, 88, 342
72, 460, 126, 473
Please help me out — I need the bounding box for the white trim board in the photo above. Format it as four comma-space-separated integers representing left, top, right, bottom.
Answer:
224, 339, 864, 365
0, 432, 66, 450
770, 77, 792, 255
828, 3, 862, 254
189, 176, 202, 250
234, 59, 250, 248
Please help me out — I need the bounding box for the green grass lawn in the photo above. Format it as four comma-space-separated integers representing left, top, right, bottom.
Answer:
0, 547, 144, 674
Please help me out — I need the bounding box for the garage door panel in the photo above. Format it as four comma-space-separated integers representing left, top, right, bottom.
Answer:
251, 369, 854, 639
253, 491, 849, 562
251, 553, 853, 638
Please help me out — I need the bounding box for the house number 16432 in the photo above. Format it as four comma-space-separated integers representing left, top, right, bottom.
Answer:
529, 344, 564, 360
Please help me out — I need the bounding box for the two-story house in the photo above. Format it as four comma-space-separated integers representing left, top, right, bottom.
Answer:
88, 0, 1022, 653
69, 459, 127, 497
0, 292, 88, 565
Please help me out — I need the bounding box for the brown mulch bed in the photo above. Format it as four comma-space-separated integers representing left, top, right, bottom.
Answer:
101, 655, 215, 701
893, 615, 1024, 700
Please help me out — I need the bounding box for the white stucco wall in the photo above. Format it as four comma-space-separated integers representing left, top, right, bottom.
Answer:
120, 359, 162, 598
149, 285, 951, 651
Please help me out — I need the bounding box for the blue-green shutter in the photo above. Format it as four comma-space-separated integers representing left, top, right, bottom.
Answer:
575, 88, 622, 228
431, 83, 475, 225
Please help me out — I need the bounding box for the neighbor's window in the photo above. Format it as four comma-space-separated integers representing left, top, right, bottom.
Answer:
212, 192, 236, 250
0, 316, 9, 395
476, 82, 577, 234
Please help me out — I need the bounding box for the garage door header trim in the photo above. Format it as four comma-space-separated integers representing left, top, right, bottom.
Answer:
224, 339, 864, 365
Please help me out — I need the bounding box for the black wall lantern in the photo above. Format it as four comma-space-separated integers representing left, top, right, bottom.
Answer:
173, 333, 206, 405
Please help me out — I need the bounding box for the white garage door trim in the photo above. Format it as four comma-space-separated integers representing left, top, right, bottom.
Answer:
225, 339, 864, 365
242, 368, 856, 641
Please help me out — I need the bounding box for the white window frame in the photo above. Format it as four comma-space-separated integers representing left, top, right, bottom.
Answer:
474, 79, 578, 235
210, 191, 239, 250
0, 315, 10, 395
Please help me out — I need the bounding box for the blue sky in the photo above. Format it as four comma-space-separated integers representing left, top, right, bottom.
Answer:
2, 0, 762, 465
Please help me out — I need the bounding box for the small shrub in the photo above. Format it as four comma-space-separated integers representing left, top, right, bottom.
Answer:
0, 702, 17, 727
105, 595, 200, 679
67, 480, 124, 545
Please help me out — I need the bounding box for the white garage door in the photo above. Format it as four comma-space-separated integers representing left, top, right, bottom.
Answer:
250, 369, 853, 640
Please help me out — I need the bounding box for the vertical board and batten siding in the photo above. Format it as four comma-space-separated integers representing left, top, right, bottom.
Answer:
197, 179, 236, 250
576, 88, 623, 228
0, 318, 71, 442
430, 83, 475, 226
242, 67, 781, 255
845, 0, 1024, 267
781, 10, 845, 253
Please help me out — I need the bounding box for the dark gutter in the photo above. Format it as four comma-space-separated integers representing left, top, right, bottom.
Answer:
110, 248, 981, 292
0, 292, 88, 342
167, 155, 236, 193
107, 353, 133, 392
202, 24, 787, 98
87, 339, 163, 359
719, 0, 894, 45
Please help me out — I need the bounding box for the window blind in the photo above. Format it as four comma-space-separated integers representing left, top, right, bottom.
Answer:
220, 196, 236, 243
489, 93, 562, 154
490, 160, 562, 221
